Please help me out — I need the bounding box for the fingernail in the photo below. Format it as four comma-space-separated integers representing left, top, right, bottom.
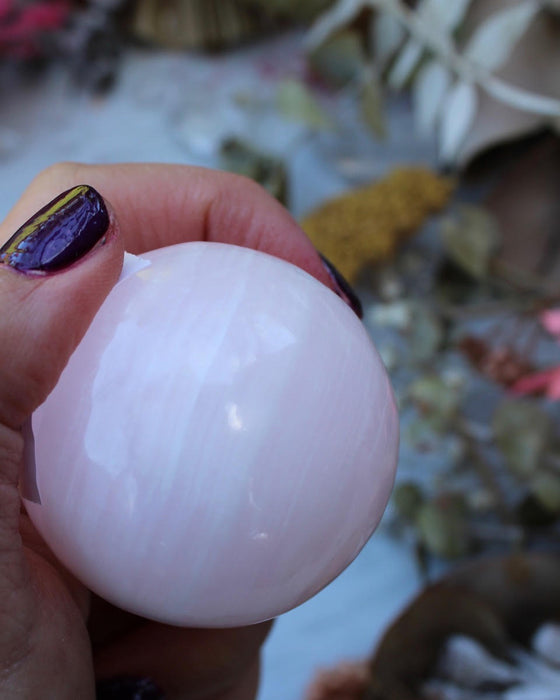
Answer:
0, 185, 109, 273
96, 676, 164, 700
319, 254, 363, 319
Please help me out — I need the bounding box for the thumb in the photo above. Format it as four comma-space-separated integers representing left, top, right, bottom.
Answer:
0, 184, 123, 430
0, 184, 122, 689
0, 182, 122, 576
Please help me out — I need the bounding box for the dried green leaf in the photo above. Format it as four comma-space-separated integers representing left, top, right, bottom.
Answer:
388, 37, 423, 90
276, 79, 333, 130
409, 375, 461, 432
531, 472, 560, 514
420, 0, 473, 32
441, 205, 501, 279
409, 303, 444, 363
464, 1, 540, 73
394, 482, 425, 521
413, 60, 451, 136
370, 11, 405, 69
439, 82, 478, 165
492, 400, 551, 479
220, 139, 288, 204
416, 501, 470, 559
360, 71, 386, 139
305, 0, 364, 51
308, 30, 365, 87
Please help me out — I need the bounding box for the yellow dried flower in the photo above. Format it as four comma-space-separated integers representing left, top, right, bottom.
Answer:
301, 167, 455, 282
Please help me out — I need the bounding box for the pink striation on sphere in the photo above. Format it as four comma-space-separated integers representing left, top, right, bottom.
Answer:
24, 242, 399, 627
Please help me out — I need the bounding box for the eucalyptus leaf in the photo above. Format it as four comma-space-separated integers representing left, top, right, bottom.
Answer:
371, 11, 405, 69
413, 60, 451, 136
416, 500, 470, 559
440, 205, 501, 279
409, 303, 444, 363
493, 400, 552, 479
464, 1, 540, 73
276, 79, 333, 130
409, 375, 461, 432
439, 81, 478, 164
305, 0, 364, 50
419, 0, 472, 32
308, 30, 366, 87
360, 71, 386, 138
388, 37, 423, 90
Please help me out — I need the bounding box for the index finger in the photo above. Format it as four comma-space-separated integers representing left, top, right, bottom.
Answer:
2, 162, 334, 290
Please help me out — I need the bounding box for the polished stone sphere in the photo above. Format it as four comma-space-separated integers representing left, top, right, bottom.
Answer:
24, 242, 398, 627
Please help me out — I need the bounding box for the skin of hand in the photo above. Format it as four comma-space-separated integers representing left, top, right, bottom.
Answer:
0, 163, 343, 700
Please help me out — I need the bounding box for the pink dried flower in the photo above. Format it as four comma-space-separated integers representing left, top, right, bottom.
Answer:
542, 309, 560, 338
512, 309, 560, 401
0, 1, 72, 59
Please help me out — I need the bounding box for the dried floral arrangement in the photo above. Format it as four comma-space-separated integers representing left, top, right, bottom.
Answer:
0, 0, 129, 90
306, 0, 560, 165
5, 0, 559, 162
351, 163, 560, 564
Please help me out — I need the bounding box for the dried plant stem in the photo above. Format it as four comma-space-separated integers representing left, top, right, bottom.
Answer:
306, 0, 560, 119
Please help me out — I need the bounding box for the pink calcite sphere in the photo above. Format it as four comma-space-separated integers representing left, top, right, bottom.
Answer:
24, 242, 399, 627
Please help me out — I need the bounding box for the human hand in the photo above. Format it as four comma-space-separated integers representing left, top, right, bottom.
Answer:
0, 163, 361, 699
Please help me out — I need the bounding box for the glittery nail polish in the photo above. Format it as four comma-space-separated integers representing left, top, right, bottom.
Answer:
320, 254, 363, 319
0, 185, 109, 273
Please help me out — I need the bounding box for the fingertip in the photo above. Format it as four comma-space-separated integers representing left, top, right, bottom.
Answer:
0, 186, 124, 428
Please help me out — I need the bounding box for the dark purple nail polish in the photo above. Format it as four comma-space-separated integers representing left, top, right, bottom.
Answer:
96, 676, 164, 700
319, 254, 363, 319
0, 185, 109, 273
